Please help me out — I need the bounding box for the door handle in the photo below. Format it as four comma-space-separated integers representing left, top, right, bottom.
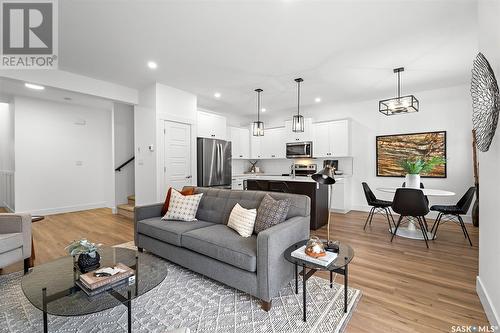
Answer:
186, 175, 192, 179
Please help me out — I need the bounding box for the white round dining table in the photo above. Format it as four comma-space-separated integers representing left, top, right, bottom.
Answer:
376, 187, 456, 240
377, 187, 455, 197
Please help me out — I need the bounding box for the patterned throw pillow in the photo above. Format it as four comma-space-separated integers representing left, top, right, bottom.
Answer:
227, 203, 257, 237
161, 187, 195, 216
254, 194, 291, 234
162, 189, 203, 222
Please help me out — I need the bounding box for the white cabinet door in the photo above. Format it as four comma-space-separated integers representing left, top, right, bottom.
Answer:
250, 134, 262, 159
285, 118, 313, 142
312, 122, 331, 157
231, 178, 244, 190
259, 127, 286, 159
229, 127, 250, 159
197, 111, 227, 140
330, 120, 350, 156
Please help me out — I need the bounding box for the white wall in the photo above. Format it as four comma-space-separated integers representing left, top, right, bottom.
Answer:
114, 103, 135, 206
134, 84, 157, 206
0, 102, 15, 210
261, 84, 474, 219
134, 83, 197, 206
476, 0, 500, 327
14, 96, 114, 215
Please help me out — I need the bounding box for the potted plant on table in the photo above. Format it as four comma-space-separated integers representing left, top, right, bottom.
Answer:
399, 156, 446, 188
66, 239, 102, 273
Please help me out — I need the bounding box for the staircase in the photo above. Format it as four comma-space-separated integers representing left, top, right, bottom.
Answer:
117, 195, 135, 219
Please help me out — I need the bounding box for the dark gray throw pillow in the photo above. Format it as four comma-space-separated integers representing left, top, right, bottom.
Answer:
254, 194, 291, 234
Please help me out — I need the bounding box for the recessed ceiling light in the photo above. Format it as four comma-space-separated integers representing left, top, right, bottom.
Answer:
147, 61, 158, 69
261, 108, 266, 112
315, 97, 322, 103
214, 92, 221, 99
25, 83, 45, 90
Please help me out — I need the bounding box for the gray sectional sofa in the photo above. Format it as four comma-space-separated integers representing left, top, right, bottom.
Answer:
134, 187, 310, 310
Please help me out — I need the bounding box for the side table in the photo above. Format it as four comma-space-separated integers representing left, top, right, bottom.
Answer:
284, 240, 354, 322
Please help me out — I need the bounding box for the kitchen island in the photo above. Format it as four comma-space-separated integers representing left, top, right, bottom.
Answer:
242, 175, 332, 230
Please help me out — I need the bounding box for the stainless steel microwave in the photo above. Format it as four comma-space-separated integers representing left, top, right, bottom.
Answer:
286, 141, 313, 158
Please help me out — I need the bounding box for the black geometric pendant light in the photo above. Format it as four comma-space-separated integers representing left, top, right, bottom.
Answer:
379, 67, 419, 116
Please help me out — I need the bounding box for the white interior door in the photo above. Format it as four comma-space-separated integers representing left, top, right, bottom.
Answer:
164, 121, 192, 191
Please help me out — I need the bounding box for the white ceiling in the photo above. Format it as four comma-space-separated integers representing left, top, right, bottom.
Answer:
0, 77, 113, 110
57, 0, 478, 118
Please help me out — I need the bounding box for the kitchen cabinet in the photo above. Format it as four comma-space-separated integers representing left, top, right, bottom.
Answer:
229, 127, 250, 159
250, 134, 263, 159
330, 177, 352, 213
284, 118, 313, 142
231, 177, 245, 190
197, 110, 227, 140
246, 179, 328, 230
312, 119, 350, 157
260, 127, 286, 159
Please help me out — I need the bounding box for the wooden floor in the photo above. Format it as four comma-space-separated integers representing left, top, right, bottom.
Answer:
1, 208, 487, 332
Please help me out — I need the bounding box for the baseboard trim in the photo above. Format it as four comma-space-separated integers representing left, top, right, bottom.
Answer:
26, 202, 108, 216
350, 204, 473, 223
477, 276, 500, 327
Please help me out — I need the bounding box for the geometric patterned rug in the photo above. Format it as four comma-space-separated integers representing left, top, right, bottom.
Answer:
0, 244, 361, 333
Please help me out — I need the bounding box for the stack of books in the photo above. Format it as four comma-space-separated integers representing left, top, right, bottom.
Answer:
76, 263, 135, 296
291, 245, 338, 267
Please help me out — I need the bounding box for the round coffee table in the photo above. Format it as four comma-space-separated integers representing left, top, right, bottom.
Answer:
284, 240, 354, 322
21, 247, 168, 333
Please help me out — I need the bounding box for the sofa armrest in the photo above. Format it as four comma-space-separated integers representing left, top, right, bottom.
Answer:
256, 215, 310, 301
0, 213, 32, 258
134, 203, 164, 244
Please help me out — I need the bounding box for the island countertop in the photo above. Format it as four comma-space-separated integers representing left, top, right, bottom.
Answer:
232, 174, 348, 183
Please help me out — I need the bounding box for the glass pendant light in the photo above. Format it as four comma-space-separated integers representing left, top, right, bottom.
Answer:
379, 67, 419, 116
252, 88, 264, 136
292, 78, 304, 132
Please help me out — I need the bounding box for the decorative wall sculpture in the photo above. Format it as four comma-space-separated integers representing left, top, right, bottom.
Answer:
471, 52, 500, 152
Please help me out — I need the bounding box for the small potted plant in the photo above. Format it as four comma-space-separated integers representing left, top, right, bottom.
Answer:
399, 156, 446, 188
66, 239, 102, 273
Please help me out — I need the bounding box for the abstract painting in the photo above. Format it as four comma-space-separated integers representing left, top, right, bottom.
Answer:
376, 131, 447, 177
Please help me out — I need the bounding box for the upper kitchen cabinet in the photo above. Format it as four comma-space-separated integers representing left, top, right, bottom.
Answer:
197, 110, 227, 140
260, 127, 286, 159
312, 119, 350, 157
250, 134, 262, 159
229, 127, 250, 159
284, 118, 313, 142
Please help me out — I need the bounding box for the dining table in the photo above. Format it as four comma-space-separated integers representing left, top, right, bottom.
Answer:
376, 187, 455, 240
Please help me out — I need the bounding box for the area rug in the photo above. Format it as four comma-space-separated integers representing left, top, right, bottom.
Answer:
0, 243, 361, 333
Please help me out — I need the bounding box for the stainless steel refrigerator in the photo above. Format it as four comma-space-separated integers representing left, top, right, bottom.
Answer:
197, 138, 232, 188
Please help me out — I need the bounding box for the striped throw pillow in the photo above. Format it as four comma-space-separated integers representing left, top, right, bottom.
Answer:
227, 203, 257, 237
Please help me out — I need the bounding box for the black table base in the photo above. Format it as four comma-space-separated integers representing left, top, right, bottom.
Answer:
295, 256, 349, 322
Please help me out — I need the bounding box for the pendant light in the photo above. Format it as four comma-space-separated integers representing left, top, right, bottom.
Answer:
379, 67, 419, 116
252, 88, 264, 136
292, 78, 304, 132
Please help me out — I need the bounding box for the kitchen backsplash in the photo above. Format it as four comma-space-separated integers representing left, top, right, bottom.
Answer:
232, 157, 353, 176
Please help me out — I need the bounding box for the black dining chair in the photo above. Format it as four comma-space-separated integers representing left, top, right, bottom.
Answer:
402, 182, 430, 230
391, 188, 431, 248
430, 187, 475, 246
362, 182, 395, 232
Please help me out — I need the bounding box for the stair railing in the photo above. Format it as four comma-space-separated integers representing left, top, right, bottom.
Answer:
115, 156, 135, 172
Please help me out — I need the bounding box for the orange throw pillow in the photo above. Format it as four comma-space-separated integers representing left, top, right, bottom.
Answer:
161, 187, 195, 216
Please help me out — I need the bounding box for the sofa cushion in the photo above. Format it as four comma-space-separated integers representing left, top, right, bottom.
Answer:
0, 233, 23, 254
137, 217, 214, 247
182, 224, 257, 272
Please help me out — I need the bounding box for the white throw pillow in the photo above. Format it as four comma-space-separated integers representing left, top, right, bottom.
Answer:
227, 203, 257, 237
162, 189, 203, 222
